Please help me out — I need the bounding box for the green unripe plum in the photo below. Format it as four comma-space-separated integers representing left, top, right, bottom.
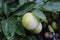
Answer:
51, 22, 58, 30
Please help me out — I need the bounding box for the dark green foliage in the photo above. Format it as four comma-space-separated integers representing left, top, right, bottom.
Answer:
0, 0, 60, 40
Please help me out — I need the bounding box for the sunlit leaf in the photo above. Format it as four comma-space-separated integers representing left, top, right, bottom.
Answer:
32, 9, 47, 22
1, 17, 17, 40
14, 2, 35, 16
19, 0, 27, 5
35, 0, 44, 9
48, 25, 54, 33
42, 2, 60, 11
2, 2, 10, 16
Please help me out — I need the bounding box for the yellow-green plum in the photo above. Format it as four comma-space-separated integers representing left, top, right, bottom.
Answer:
22, 12, 42, 34
31, 22, 42, 34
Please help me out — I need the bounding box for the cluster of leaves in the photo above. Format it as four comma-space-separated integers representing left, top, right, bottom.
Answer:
0, 0, 60, 40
